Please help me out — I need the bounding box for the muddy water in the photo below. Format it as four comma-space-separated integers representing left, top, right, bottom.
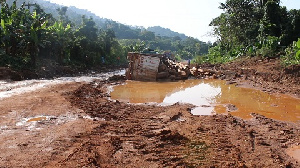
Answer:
27, 117, 47, 122
110, 79, 300, 122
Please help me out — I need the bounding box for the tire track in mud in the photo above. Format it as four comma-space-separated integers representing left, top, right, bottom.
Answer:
58, 80, 300, 167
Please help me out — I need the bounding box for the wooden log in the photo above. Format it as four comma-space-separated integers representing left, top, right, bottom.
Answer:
157, 71, 169, 79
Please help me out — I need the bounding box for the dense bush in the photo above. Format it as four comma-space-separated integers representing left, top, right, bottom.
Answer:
281, 38, 300, 66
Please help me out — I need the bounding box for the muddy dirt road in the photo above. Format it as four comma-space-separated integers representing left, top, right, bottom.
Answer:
0, 82, 96, 167
0, 58, 299, 167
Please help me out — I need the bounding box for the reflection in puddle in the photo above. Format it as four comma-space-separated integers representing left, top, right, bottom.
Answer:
110, 79, 300, 122
110, 80, 215, 104
15, 114, 102, 131
191, 106, 216, 115
16, 116, 50, 127
27, 117, 47, 122
163, 82, 221, 106
16, 116, 49, 131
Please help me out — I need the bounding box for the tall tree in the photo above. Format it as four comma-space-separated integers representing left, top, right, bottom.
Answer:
101, 29, 115, 58
48, 21, 72, 64
71, 16, 101, 66
210, 0, 289, 52
259, 0, 282, 38
210, 0, 260, 48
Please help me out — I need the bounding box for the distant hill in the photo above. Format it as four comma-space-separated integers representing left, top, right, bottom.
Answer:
147, 26, 188, 40
5, 0, 108, 28
5, 0, 192, 40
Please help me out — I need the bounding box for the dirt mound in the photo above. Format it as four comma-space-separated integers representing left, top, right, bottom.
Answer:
194, 57, 300, 97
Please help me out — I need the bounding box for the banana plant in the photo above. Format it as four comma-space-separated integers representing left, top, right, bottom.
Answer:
282, 38, 300, 66
1, 1, 52, 68
26, 10, 49, 67
0, 1, 14, 55
296, 39, 300, 60
48, 21, 72, 64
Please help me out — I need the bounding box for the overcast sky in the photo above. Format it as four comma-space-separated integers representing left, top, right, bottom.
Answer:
47, 0, 300, 42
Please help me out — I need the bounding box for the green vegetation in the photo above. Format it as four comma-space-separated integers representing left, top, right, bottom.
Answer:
0, 0, 124, 70
194, 0, 300, 66
1, 0, 299, 73
281, 38, 300, 66
0, 0, 210, 72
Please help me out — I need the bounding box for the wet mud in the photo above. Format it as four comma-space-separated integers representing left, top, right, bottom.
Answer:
56, 81, 300, 167
0, 57, 299, 167
218, 57, 299, 98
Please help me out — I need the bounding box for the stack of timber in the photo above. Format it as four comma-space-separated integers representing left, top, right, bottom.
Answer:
157, 55, 191, 80
190, 67, 218, 79
126, 52, 191, 81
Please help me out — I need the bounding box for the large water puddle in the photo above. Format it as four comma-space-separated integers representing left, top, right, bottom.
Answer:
110, 79, 300, 122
